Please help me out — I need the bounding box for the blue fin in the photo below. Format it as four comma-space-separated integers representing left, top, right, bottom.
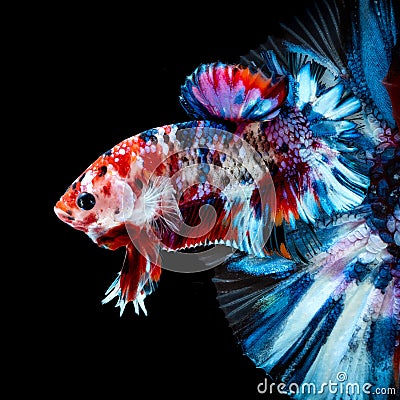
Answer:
347, 0, 399, 128
213, 209, 399, 398
240, 0, 399, 142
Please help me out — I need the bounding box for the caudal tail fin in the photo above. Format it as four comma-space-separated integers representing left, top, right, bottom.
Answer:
213, 207, 399, 399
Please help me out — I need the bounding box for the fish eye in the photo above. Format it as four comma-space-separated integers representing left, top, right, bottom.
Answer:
77, 192, 96, 210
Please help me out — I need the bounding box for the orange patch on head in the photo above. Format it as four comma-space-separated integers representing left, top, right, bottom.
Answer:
55, 200, 70, 213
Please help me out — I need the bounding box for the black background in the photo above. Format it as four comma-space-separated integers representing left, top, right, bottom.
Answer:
37, 1, 317, 398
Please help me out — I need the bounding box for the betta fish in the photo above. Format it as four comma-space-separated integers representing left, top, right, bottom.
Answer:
54, 0, 399, 398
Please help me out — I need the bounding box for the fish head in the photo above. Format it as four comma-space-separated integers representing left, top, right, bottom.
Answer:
54, 138, 146, 249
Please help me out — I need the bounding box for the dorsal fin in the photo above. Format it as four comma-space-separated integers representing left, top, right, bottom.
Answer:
180, 62, 288, 122
240, 0, 399, 128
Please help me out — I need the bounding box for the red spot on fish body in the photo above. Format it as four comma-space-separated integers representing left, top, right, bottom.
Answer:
83, 213, 97, 226
102, 181, 111, 197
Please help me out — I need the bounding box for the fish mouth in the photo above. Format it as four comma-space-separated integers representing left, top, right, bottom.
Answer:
54, 204, 75, 224
54, 203, 88, 232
